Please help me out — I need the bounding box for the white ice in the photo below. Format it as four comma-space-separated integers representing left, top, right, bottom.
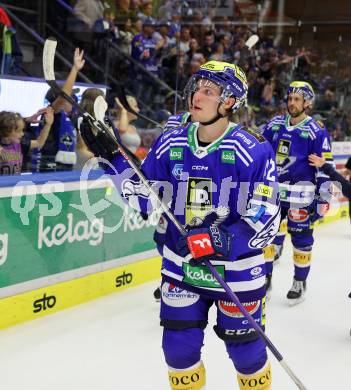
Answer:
1, 218, 350, 390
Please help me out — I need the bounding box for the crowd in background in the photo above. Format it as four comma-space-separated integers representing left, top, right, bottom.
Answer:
63, 0, 351, 140
0, 0, 351, 176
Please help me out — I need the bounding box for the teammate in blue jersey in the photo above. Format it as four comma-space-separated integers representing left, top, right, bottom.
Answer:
82, 60, 280, 390
262, 81, 334, 305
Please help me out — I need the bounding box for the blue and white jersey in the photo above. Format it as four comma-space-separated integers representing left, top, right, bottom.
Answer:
109, 122, 280, 301
131, 33, 158, 75
163, 112, 191, 133
262, 114, 334, 207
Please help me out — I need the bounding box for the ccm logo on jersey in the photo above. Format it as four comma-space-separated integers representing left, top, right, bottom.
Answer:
288, 209, 309, 222
187, 233, 215, 258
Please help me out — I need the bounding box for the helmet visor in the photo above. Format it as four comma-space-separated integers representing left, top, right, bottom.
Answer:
184, 75, 225, 110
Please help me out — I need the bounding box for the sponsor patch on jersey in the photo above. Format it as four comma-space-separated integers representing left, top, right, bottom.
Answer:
250, 266, 263, 277
186, 177, 212, 224
288, 208, 309, 222
170, 147, 183, 160
172, 163, 183, 180
279, 188, 288, 200
218, 300, 260, 318
182, 263, 224, 288
245, 128, 265, 143
253, 184, 273, 198
248, 204, 267, 223
221, 150, 235, 164
161, 282, 199, 307
276, 139, 291, 164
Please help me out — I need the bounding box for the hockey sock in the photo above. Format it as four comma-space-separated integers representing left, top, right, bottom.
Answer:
293, 247, 312, 280
168, 361, 206, 390
237, 360, 271, 390
263, 245, 274, 275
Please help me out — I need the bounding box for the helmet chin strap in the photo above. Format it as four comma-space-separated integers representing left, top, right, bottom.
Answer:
199, 102, 224, 126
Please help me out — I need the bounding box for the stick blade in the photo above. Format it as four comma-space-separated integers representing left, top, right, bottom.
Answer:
94, 95, 108, 122
43, 37, 57, 82
245, 34, 259, 49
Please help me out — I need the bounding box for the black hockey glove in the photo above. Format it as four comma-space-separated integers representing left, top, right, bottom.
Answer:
80, 116, 141, 167
80, 116, 119, 162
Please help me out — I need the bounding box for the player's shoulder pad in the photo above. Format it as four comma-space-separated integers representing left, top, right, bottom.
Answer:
230, 125, 266, 147
160, 124, 188, 142
266, 114, 285, 131
307, 117, 325, 132
163, 112, 190, 132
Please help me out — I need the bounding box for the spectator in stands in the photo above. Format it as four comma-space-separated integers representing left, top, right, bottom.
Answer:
131, 16, 143, 35
131, 17, 162, 109
0, 109, 54, 175
31, 48, 85, 172
218, 34, 234, 62
153, 20, 174, 50
137, 0, 153, 21
201, 30, 216, 60
93, 8, 118, 38
179, 26, 191, 53
92, 8, 119, 58
0, 7, 22, 75
70, 0, 105, 52
115, 0, 135, 21
73, 0, 105, 29
186, 38, 201, 63
73, 88, 105, 170
209, 42, 229, 62
113, 96, 141, 154
157, 0, 173, 20
118, 17, 134, 55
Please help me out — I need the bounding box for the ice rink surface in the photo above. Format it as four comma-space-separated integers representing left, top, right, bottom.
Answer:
1, 218, 350, 390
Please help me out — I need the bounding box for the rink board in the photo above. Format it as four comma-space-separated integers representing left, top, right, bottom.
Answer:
0, 171, 161, 329
0, 255, 161, 330
0, 167, 349, 330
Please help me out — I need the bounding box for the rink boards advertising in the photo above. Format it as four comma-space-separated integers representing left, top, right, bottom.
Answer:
0, 141, 350, 329
0, 170, 161, 329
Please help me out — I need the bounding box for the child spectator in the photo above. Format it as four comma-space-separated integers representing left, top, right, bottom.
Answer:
0, 108, 54, 175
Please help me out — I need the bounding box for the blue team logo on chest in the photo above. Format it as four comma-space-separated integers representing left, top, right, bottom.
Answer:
172, 164, 183, 180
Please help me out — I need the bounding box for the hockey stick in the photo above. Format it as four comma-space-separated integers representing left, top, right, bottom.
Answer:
43, 37, 306, 390
245, 34, 259, 49
93, 94, 108, 123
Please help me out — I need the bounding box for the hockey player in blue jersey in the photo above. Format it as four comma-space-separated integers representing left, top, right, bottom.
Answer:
153, 108, 193, 301
262, 81, 334, 305
82, 60, 280, 389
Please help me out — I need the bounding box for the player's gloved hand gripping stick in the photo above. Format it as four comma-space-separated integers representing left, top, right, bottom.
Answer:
43, 37, 307, 390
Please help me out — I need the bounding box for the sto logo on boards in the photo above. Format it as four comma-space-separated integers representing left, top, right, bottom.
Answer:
33, 293, 57, 313
115, 271, 133, 287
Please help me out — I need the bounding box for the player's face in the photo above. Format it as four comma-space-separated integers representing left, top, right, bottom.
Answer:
287, 93, 305, 116
190, 79, 222, 122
